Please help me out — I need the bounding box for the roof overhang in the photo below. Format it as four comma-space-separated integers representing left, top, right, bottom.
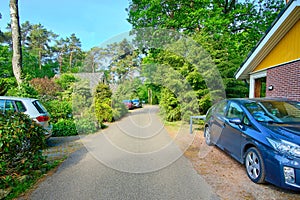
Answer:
235, 0, 300, 80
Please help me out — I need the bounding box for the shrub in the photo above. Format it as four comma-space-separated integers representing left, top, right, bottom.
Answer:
52, 119, 77, 137
54, 73, 78, 90
75, 116, 97, 134
6, 81, 39, 98
94, 83, 113, 125
43, 100, 73, 123
111, 99, 128, 120
30, 77, 62, 99
0, 78, 15, 96
159, 88, 181, 121
0, 112, 47, 190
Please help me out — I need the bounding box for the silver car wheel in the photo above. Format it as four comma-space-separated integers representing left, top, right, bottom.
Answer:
246, 151, 260, 180
245, 147, 265, 183
204, 127, 213, 146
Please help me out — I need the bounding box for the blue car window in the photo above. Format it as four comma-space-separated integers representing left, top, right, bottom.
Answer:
215, 100, 227, 116
245, 102, 275, 122
227, 102, 243, 120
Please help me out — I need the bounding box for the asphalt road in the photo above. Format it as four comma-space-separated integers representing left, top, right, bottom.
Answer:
29, 105, 218, 200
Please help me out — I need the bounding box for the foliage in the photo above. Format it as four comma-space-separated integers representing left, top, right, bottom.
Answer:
30, 77, 62, 100
52, 118, 77, 137
54, 73, 78, 90
159, 88, 181, 121
6, 81, 39, 98
93, 83, 127, 125
94, 83, 113, 125
0, 112, 47, 190
74, 110, 98, 134
111, 98, 128, 120
43, 99, 73, 123
126, 0, 285, 119
198, 93, 212, 115
3, 20, 84, 80
0, 45, 13, 78
23, 61, 56, 79
0, 78, 15, 95
26, 23, 58, 69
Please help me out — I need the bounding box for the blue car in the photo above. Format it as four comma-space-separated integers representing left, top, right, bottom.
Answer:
204, 98, 300, 191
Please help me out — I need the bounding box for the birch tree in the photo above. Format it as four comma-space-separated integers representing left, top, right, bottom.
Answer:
9, 0, 22, 85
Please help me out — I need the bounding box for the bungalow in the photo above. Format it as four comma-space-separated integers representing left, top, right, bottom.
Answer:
235, 0, 300, 101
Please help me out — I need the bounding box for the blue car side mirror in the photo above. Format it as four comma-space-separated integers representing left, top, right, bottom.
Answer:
229, 118, 242, 125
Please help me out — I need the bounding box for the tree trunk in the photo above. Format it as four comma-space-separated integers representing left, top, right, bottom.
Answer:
39, 50, 42, 69
9, 0, 22, 85
59, 54, 63, 73
69, 51, 73, 69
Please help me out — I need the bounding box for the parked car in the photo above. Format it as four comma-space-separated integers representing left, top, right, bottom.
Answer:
204, 98, 300, 191
122, 100, 134, 110
132, 99, 142, 108
0, 96, 52, 139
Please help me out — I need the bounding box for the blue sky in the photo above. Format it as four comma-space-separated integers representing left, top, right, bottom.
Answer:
0, 0, 132, 51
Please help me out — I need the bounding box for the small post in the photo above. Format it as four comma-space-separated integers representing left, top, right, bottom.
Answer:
189, 115, 206, 134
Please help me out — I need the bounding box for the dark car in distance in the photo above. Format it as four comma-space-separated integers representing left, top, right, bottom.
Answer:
132, 99, 142, 108
204, 98, 300, 191
122, 100, 134, 110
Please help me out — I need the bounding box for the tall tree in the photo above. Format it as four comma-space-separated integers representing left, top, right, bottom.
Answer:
83, 47, 104, 73
53, 37, 68, 73
28, 23, 57, 69
9, 0, 22, 85
67, 33, 82, 70
0, 13, 4, 43
127, 0, 284, 98
20, 21, 33, 47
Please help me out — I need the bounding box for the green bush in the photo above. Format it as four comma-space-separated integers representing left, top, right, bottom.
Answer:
54, 73, 78, 90
75, 117, 97, 134
6, 81, 39, 98
0, 78, 15, 96
52, 118, 77, 136
43, 100, 73, 123
94, 83, 113, 125
0, 112, 47, 190
52, 119, 77, 137
159, 88, 181, 122
112, 99, 128, 120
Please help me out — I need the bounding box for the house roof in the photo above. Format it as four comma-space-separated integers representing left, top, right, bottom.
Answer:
235, 0, 300, 80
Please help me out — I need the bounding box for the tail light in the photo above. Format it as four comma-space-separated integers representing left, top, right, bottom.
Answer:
36, 115, 50, 122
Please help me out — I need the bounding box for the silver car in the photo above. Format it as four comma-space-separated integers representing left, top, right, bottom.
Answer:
0, 96, 52, 138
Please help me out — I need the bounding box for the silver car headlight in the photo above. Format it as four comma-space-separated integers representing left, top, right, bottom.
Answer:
267, 137, 300, 158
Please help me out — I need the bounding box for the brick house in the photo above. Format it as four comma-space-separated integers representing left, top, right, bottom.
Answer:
235, 0, 300, 101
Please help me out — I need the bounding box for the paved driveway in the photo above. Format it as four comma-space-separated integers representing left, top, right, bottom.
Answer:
29, 105, 218, 200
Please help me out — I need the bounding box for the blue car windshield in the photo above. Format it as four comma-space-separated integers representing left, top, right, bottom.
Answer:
245, 101, 300, 123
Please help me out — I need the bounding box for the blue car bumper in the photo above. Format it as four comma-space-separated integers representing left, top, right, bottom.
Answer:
264, 148, 300, 191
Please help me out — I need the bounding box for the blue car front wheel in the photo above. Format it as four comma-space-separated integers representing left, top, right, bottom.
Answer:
245, 147, 266, 184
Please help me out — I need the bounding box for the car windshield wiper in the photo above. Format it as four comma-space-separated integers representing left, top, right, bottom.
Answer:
267, 120, 283, 124
258, 119, 282, 124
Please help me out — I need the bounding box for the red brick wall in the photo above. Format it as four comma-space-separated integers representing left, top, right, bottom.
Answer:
266, 60, 300, 101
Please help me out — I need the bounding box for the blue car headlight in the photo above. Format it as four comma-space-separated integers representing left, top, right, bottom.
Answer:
267, 137, 300, 158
